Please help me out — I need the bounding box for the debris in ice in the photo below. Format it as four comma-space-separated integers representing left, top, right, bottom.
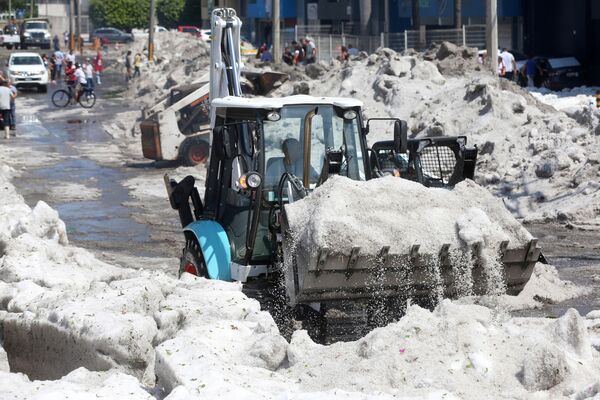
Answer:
520, 342, 569, 391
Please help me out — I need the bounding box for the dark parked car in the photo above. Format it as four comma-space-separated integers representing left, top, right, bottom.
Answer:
517, 56, 583, 90
90, 27, 134, 43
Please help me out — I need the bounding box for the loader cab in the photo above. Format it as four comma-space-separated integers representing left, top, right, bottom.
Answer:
204, 95, 369, 266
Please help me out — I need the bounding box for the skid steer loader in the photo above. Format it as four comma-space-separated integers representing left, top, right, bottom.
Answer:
140, 68, 286, 166
165, 8, 542, 343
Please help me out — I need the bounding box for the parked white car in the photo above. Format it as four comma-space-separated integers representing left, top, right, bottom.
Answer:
7, 52, 48, 92
131, 26, 169, 38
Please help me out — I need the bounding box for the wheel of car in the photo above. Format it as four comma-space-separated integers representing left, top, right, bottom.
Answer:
38, 85, 48, 93
6, 45, 12, 50
182, 138, 209, 166
21, 44, 26, 50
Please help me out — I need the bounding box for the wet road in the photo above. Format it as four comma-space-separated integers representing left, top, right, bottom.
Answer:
4, 70, 184, 270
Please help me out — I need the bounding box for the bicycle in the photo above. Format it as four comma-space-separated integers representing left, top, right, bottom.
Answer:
52, 84, 97, 109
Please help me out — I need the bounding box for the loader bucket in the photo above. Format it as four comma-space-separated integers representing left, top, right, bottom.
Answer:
282, 232, 542, 306
241, 70, 288, 95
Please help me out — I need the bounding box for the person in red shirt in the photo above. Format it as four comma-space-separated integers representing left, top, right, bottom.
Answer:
93, 50, 103, 85
64, 61, 77, 101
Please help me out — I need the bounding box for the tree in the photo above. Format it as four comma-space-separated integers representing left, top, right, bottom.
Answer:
0, 0, 26, 13
156, 0, 184, 29
89, 0, 150, 30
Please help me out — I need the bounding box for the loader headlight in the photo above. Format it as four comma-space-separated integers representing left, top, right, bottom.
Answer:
239, 172, 262, 190
266, 111, 281, 121
343, 110, 357, 120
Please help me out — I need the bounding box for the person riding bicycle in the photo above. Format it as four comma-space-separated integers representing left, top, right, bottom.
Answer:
74, 63, 88, 102
64, 61, 77, 99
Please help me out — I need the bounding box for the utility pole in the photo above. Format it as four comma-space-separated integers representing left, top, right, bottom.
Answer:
8, 0, 12, 18
273, 0, 280, 64
69, 0, 75, 52
454, 0, 462, 28
486, 0, 498, 73
30, 0, 34, 17
384, 0, 389, 34
359, 0, 371, 36
76, 0, 82, 53
148, 0, 156, 63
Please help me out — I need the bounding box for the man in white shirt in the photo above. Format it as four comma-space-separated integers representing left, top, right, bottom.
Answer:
303, 37, 316, 64
54, 50, 64, 78
84, 59, 94, 89
74, 63, 87, 101
0, 81, 13, 139
66, 50, 76, 64
500, 48, 516, 81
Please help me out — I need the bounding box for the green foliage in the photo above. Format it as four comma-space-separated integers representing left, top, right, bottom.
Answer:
156, 0, 184, 29
89, 0, 150, 30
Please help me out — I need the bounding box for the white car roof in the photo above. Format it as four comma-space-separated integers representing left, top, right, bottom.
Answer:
212, 95, 363, 110
9, 52, 42, 59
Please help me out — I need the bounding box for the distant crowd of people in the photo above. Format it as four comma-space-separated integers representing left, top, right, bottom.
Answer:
46, 49, 103, 90
255, 37, 360, 66
496, 48, 542, 87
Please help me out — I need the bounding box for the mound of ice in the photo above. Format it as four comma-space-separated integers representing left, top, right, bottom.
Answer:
274, 46, 600, 223
2, 162, 598, 399
285, 175, 532, 255
0, 345, 8, 373
0, 368, 153, 399
12, 201, 68, 245
155, 299, 600, 399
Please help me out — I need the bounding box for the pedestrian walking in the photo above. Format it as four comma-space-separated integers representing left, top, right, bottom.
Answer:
497, 56, 506, 77
303, 37, 317, 64
260, 47, 273, 62
255, 43, 267, 59
66, 50, 76, 65
93, 50, 103, 85
0, 81, 13, 139
53, 34, 60, 51
347, 44, 359, 57
84, 58, 94, 89
282, 47, 293, 65
291, 41, 304, 65
338, 46, 349, 62
63, 31, 69, 47
125, 51, 133, 81
133, 52, 142, 78
500, 48, 516, 80
54, 49, 64, 79
8, 80, 17, 131
523, 56, 539, 88
49, 54, 57, 83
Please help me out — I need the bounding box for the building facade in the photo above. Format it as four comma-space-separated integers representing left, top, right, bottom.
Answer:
37, 0, 91, 37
